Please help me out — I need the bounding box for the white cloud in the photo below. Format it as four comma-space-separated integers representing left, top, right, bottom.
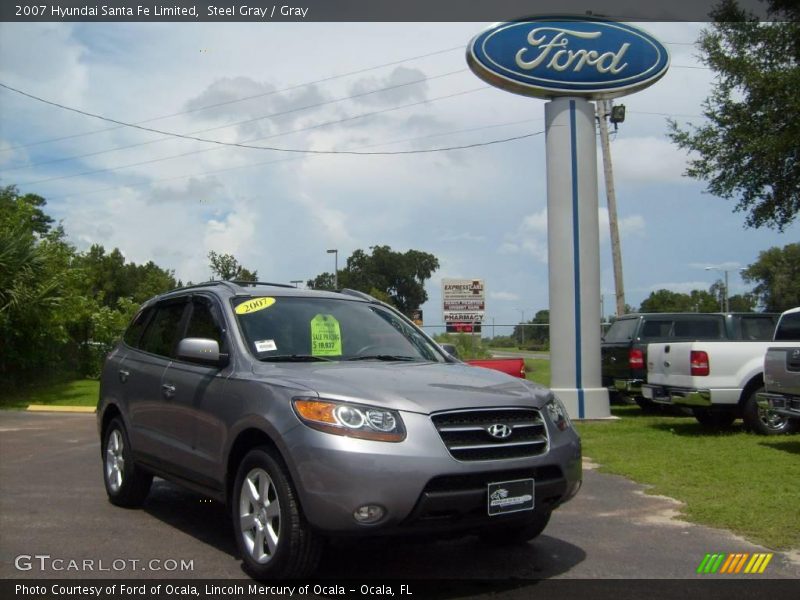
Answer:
604, 136, 691, 185
490, 291, 520, 301
502, 207, 645, 262
598, 207, 646, 241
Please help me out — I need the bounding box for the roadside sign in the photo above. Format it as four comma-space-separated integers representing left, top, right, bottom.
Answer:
443, 279, 484, 333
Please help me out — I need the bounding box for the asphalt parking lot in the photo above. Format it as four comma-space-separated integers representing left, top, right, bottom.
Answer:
1, 411, 798, 580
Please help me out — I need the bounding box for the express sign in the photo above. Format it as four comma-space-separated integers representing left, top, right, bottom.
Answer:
467, 17, 669, 99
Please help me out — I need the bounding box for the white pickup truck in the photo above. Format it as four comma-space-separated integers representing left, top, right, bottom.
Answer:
641, 307, 800, 435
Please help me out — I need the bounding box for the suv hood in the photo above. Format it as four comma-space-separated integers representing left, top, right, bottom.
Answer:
250, 361, 551, 414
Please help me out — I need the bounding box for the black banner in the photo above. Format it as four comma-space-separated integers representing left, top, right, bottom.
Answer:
3, 579, 800, 600
1, 0, 776, 23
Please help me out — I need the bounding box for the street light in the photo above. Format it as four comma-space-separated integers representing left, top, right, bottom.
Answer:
290, 280, 303, 288
326, 249, 338, 289
705, 266, 744, 313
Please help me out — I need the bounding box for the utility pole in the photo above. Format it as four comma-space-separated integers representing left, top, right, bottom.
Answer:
596, 100, 626, 317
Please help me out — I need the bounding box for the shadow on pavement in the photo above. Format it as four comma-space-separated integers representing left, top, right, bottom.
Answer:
142, 480, 585, 581
143, 479, 237, 557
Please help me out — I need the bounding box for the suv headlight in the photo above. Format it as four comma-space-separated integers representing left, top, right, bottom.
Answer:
293, 398, 406, 442
545, 396, 572, 432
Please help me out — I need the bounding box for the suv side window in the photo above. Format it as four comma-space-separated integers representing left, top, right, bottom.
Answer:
123, 307, 153, 349
185, 297, 225, 348
139, 300, 189, 358
774, 312, 800, 341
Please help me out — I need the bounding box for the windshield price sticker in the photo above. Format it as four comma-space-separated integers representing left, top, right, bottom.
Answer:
310, 314, 342, 356
235, 297, 276, 315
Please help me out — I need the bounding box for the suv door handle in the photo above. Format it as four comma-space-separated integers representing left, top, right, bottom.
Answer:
161, 383, 176, 399
118, 369, 130, 383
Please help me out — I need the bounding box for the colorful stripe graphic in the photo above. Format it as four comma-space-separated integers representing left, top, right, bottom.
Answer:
696, 553, 773, 574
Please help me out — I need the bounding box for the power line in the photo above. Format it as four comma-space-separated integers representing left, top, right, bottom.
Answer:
3, 68, 469, 173
17, 86, 492, 186
43, 121, 547, 202
0, 45, 464, 153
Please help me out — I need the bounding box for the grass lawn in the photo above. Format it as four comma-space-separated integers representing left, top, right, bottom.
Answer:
525, 358, 551, 387
1, 379, 99, 410
576, 406, 800, 550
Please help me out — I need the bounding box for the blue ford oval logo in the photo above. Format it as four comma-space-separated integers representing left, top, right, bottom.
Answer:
467, 17, 670, 99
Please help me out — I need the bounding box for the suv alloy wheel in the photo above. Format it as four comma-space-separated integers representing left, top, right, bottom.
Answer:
232, 448, 322, 578
102, 417, 152, 507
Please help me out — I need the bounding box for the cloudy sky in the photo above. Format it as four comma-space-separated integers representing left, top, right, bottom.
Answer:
0, 20, 795, 334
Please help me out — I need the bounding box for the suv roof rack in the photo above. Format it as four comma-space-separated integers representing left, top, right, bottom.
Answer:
339, 288, 379, 302
161, 280, 240, 295
229, 280, 297, 289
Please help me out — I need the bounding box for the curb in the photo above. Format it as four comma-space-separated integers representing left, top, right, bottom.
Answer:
26, 405, 95, 413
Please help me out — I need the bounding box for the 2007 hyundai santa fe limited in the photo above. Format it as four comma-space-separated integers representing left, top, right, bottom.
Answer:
97, 281, 582, 578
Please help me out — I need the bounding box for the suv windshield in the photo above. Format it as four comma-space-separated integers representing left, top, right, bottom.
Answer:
233, 296, 444, 362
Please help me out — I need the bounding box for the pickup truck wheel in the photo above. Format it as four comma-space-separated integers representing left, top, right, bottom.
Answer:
742, 387, 798, 436
103, 417, 152, 507
478, 510, 551, 545
233, 448, 322, 579
692, 409, 736, 429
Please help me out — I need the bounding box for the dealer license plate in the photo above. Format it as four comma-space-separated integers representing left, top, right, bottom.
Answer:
487, 478, 534, 516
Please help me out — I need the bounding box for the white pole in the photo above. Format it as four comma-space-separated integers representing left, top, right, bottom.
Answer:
546, 97, 610, 419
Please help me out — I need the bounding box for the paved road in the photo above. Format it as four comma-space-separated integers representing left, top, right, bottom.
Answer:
1, 411, 797, 581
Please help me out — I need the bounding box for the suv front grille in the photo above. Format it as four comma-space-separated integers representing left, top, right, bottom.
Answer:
431, 408, 548, 461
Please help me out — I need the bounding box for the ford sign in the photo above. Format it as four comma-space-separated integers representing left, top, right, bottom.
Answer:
467, 17, 670, 99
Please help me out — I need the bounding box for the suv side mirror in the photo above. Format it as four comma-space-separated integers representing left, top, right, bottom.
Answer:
177, 338, 229, 367
439, 343, 459, 359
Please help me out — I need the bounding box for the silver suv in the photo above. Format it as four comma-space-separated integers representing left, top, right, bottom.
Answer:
97, 281, 581, 578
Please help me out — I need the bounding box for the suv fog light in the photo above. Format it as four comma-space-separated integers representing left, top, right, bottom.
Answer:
353, 504, 385, 524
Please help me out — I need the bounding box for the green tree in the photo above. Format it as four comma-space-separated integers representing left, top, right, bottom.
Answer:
307, 246, 439, 315
307, 272, 336, 291
513, 310, 550, 349
639, 289, 719, 313
0, 188, 74, 385
668, 0, 800, 230
208, 251, 257, 281
741, 243, 800, 311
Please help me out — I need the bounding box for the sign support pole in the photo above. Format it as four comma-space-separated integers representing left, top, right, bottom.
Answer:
545, 97, 610, 419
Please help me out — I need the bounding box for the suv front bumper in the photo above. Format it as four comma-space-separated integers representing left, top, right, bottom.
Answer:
283, 412, 582, 535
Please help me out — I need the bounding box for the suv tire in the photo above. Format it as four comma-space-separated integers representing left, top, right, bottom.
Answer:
103, 417, 152, 507
478, 509, 551, 545
233, 448, 322, 579
742, 386, 799, 436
